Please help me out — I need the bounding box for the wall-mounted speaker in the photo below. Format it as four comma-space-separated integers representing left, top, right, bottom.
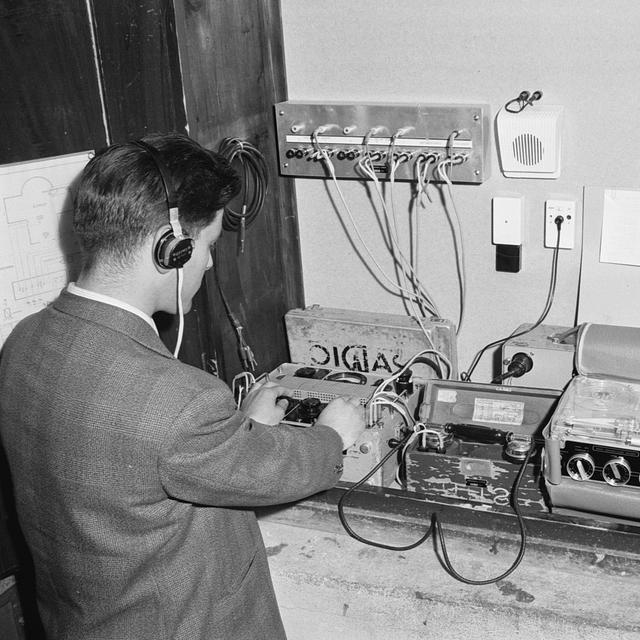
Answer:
496, 105, 563, 179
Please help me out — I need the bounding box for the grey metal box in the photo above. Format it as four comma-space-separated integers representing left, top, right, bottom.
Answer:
285, 305, 458, 382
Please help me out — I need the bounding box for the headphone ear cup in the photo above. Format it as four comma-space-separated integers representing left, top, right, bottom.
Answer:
154, 227, 194, 269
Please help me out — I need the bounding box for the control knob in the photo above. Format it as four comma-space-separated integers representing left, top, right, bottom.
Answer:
566, 452, 595, 481
602, 457, 631, 486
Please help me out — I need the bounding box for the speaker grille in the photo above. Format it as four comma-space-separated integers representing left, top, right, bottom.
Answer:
512, 133, 544, 166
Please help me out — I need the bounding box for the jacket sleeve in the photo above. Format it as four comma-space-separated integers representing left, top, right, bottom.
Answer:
157, 385, 345, 507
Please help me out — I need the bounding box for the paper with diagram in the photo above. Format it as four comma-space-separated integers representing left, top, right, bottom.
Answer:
0, 151, 92, 347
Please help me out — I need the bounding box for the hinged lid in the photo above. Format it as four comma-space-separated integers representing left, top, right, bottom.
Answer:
420, 379, 560, 437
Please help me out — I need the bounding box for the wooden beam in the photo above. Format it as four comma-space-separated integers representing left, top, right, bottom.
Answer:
174, 0, 304, 381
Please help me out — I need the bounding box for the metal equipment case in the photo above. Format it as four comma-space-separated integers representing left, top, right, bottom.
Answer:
405, 380, 561, 515
543, 323, 640, 523
266, 363, 417, 487
285, 305, 457, 382
501, 323, 575, 390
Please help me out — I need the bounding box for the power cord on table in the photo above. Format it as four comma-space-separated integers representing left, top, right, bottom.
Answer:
461, 215, 564, 382
431, 444, 534, 585
337, 430, 536, 584
338, 431, 434, 551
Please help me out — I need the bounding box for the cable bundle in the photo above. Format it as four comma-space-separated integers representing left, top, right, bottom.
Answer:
312, 128, 448, 350
217, 137, 268, 251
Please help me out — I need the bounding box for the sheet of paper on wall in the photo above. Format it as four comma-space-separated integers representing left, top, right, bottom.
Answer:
0, 150, 92, 348
600, 188, 640, 266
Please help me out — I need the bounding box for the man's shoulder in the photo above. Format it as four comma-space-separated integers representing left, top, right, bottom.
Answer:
2, 305, 50, 350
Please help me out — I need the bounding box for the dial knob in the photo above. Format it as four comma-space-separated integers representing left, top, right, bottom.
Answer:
602, 457, 631, 486
299, 397, 322, 422
566, 452, 595, 481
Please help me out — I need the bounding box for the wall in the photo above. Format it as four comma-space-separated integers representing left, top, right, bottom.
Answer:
279, 0, 640, 382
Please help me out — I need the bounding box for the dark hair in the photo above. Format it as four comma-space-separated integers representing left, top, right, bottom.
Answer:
73, 132, 240, 270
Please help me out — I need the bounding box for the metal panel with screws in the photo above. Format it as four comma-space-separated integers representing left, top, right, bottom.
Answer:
274, 101, 491, 184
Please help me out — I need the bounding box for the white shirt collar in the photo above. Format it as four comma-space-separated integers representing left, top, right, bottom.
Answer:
67, 282, 159, 335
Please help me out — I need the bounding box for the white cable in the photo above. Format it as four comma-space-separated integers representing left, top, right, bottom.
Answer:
388, 150, 421, 317
355, 152, 441, 318
387, 155, 444, 346
368, 396, 414, 430
315, 132, 459, 354
387, 149, 442, 324
436, 155, 467, 335
368, 348, 454, 411
411, 154, 438, 323
173, 267, 185, 358
359, 152, 442, 318
394, 422, 446, 487
232, 371, 256, 408
319, 149, 438, 318
335, 162, 440, 352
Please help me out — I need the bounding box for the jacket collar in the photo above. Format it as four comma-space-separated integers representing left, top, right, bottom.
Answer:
53, 289, 174, 359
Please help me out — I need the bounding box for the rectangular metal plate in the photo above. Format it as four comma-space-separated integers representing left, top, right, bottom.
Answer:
274, 100, 491, 184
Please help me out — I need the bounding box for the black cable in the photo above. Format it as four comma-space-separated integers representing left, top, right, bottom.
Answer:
217, 137, 268, 252
431, 445, 534, 585
212, 248, 257, 373
491, 352, 533, 384
461, 218, 563, 382
337, 433, 435, 551
337, 430, 535, 584
505, 90, 543, 113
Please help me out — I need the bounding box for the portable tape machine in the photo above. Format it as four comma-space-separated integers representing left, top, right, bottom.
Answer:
265, 363, 421, 487
543, 323, 640, 523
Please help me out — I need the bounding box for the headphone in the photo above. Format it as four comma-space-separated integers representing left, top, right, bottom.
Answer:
132, 140, 194, 270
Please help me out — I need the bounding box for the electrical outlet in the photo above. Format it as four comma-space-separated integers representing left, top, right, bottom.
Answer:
544, 199, 575, 249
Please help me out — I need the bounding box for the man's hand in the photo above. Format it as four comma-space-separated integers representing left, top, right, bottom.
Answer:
241, 379, 289, 426
317, 397, 366, 450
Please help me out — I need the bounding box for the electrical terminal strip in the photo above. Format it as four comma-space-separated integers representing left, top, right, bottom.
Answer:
275, 101, 490, 184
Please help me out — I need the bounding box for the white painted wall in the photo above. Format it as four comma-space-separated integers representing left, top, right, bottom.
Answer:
279, 0, 640, 382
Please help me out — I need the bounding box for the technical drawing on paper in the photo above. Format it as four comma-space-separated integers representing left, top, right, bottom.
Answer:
0, 151, 92, 348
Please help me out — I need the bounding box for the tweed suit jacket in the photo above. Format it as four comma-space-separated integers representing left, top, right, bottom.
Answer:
0, 289, 345, 639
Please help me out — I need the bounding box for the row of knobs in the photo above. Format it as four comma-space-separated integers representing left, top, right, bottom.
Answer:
567, 452, 635, 486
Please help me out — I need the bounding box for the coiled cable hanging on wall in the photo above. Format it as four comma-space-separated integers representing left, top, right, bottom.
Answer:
217, 137, 268, 253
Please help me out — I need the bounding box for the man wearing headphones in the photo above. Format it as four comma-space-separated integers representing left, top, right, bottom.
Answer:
0, 133, 365, 639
